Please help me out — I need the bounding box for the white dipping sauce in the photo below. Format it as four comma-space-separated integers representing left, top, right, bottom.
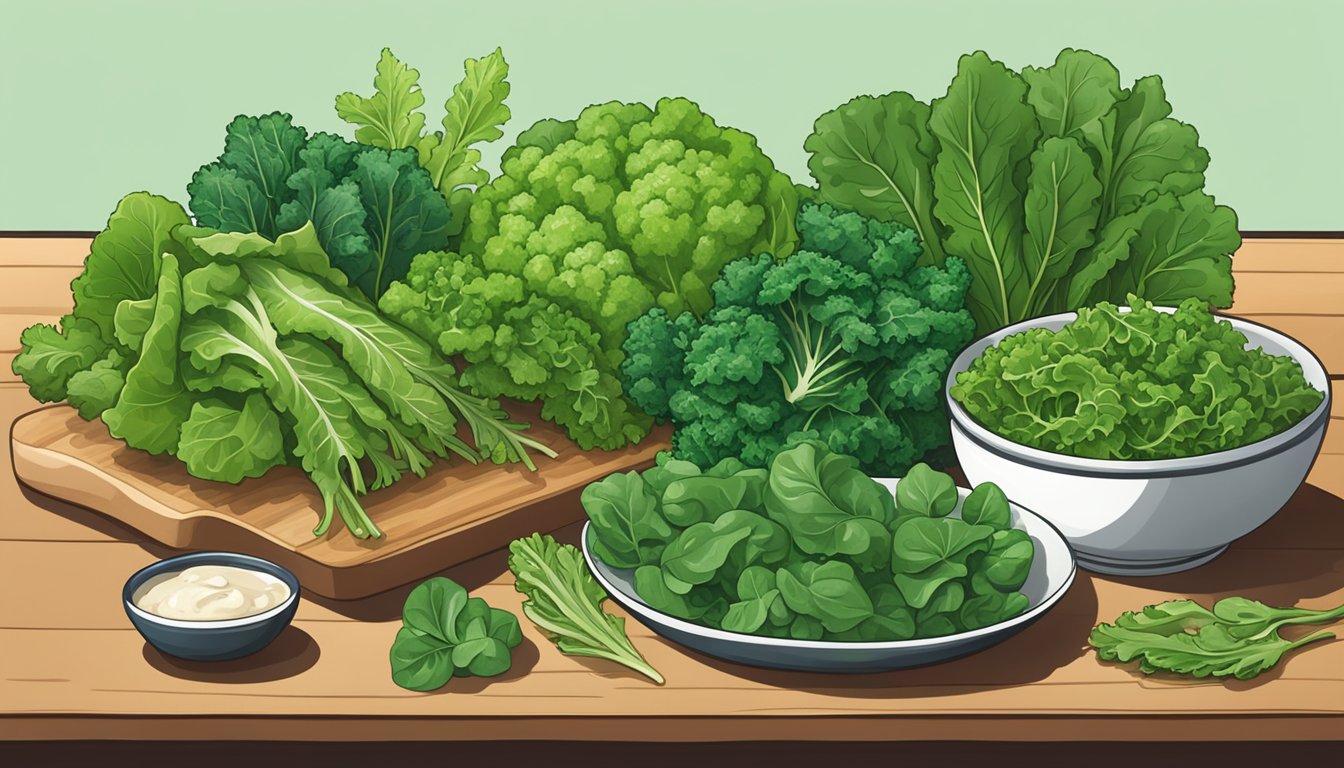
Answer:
134, 564, 290, 620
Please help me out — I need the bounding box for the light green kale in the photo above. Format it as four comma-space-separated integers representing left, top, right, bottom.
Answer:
389, 577, 523, 692
1091, 597, 1344, 679
382, 96, 796, 451
950, 296, 1325, 459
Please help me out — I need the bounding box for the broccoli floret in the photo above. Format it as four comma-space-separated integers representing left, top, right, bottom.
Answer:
622, 202, 975, 475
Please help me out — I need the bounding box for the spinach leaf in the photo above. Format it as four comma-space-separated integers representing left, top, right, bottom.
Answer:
894, 462, 958, 518
662, 471, 765, 527
633, 566, 727, 624
960, 481, 1011, 529
764, 441, 894, 570
776, 560, 873, 633
389, 577, 522, 691
960, 591, 1030, 631
582, 471, 671, 569
721, 567, 785, 634
982, 529, 1035, 591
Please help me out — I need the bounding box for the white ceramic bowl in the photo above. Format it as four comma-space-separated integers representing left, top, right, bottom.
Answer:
946, 310, 1331, 576
584, 483, 1076, 673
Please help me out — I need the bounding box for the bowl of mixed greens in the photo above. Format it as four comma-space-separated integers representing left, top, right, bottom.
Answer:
580, 444, 1076, 672
947, 298, 1330, 576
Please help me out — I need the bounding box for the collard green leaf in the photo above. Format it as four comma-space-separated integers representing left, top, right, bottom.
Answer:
804, 91, 944, 266
1020, 137, 1103, 318
1021, 48, 1121, 139
1080, 76, 1208, 222
929, 52, 1040, 330
349, 147, 452, 299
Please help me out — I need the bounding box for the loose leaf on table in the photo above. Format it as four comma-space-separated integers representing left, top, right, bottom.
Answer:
509, 533, 665, 684
1090, 598, 1344, 680
389, 577, 522, 692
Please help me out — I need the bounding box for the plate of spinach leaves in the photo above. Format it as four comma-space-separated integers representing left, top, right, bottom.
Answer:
580, 443, 1076, 673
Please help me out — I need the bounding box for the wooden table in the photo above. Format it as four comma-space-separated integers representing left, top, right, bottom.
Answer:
3, 236, 1344, 759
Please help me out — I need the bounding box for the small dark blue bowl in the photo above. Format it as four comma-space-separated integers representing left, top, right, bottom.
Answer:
123, 551, 301, 661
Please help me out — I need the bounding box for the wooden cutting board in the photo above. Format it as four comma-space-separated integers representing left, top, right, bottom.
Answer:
10, 405, 668, 599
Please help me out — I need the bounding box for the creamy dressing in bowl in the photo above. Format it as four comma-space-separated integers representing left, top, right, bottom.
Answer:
133, 564, 291, 621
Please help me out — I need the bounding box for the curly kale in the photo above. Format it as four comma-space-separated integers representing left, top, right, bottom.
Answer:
622, 202, 975, 475
380, 98, 798, 450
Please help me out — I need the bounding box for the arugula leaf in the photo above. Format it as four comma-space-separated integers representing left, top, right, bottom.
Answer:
389, 577, 522, 691
509, 533, 664, 684
1091, 597, 1344, 680
339, 48, 511, 237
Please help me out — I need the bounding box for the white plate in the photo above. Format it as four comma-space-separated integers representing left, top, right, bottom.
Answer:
583, 482, 1077, 673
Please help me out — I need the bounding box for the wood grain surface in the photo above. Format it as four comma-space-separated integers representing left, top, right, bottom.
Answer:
2, 237, 1343, 743
9, 405, 669, 599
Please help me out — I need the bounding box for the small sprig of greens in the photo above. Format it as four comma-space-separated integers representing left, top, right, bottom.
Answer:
1090, 597, 1344, 680
508, 533, 665, 685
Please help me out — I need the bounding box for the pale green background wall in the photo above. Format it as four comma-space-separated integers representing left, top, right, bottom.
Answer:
2, 0, 1340, 230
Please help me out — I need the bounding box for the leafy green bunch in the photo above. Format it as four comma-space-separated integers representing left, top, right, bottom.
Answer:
807, 48, 1239, 335
389, 578, 523, 691
622, 202, 975, 476
380, 97, 799, 451
187, 112, 451, 301
336, 48, 511, 240
950, 296, 1324, 460
1091, 597, 1344, 679
13, 193, 552, 539
583, 442, 1033, 642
